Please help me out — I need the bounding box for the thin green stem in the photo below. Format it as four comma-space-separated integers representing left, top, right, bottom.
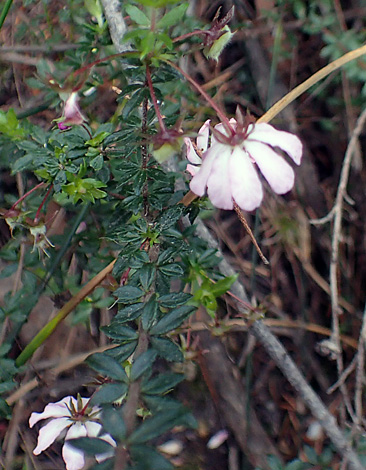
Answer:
0, 0, 13, 31
15, 256, 116, 367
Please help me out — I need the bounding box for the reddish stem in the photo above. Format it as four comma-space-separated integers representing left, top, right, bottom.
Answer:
10, 182, 46, 211
73, 51, 135, 78
173, 30, 210, 43
165, 59, 234, 135
145, 64, 166, 132
34, 184, 53, 223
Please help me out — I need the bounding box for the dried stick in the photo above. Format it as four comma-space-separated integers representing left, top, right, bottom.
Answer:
100, 0, 129, 53
355, 301, 366, 425
192, 218, 363, 470
328, 108, 366, 412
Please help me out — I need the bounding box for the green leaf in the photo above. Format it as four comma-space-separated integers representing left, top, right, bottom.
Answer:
141, 372, 183, 395
158, 292, 191, 308
139, 264, 156, 291
130, 445, 173, 470
101, 324, 138, 342
156, 205, 185, 231
125, 5, 150, 27
11, 154, 35, 173
141, 297, 159, 331
129, 404, 193, 444
91, 383, 128, 405
86, 353, 128, 382
106, 342, 137, 362
0, 397, 12, 419
150, 336, 183, 362
158, 263, 184, 278
156, 3, 188, 29
85, 131, 111, 147
115, 303, 144, 322
211, 275, 238, 297
90, 154, 104, 171
115, 286, 144, 303
68, 437, 114, 455
130, 349, 157, 381
102, 406, 127, 441
149, 305, 196, 335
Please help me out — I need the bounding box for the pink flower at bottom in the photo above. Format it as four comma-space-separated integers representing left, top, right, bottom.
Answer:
29, 396, 115, 470
57, 92, 86, 130
187, 119, 303, 211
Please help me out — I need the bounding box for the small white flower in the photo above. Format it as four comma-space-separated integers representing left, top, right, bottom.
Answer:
184, 120, 211, 176
187, 118, 303, 211
29, 396, 115, 470
207, 429, 229, 449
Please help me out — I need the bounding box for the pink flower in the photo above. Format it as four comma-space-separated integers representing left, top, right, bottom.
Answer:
187, 118, 302, 211
58, 92, 85, 130
29, 396, 115, 470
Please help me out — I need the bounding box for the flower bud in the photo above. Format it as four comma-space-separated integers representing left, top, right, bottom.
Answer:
204, 25, 234, 61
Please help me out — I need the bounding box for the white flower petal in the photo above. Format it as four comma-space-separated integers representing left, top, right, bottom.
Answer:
33, 417, 71, 455
189, 144, 221, 197
206, 148, 233, 210
29, 396, 79, 427
247, 123, 303, 165
229, 147, 263, 211
184, 137, 201, 166
63, 92, 85, 125
84, 421, 103, 437
186, 163, 200, 176
63, 422, 87, 470
196, 120, 211, 152
246, 141, 295, 194
95, 433, 116, 463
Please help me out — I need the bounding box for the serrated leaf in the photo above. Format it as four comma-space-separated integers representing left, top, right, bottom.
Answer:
90, 154, 104, 170
158, 263, 184, 277
102, 406, 127, 441
91, 383, 128, 405
115, 286, 144, 303
101, 324, 138, 342
86, 353, 128, 382
106, 342, 137, 362
156, 3, 188, 29
149, 305, 196, 335
125, 5, 150, 27
130, 349, 157, 381
150, 336, 183, 362
141, 297, 159, 331
158, 292, 191, 308
156, 205, 185, 232
115, 303, 144, 322
139, 263, 156, 290
141, 372, 183, 395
